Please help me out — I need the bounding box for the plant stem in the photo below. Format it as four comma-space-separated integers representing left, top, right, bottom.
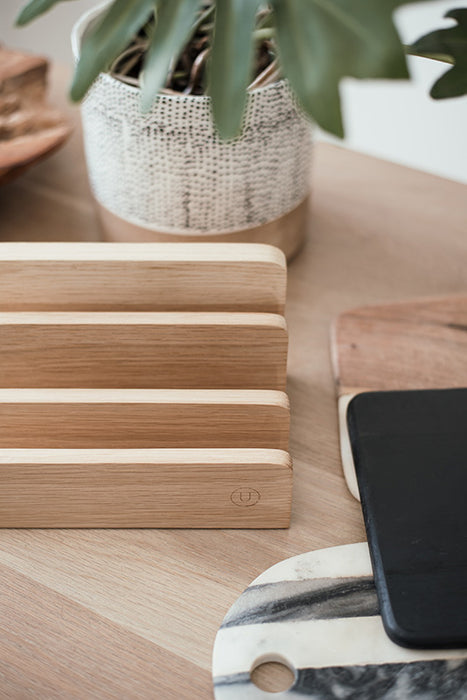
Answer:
192, 3, 215, 34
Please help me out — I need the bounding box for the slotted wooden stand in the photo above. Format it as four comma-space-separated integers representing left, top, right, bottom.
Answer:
0, 242, 291, 527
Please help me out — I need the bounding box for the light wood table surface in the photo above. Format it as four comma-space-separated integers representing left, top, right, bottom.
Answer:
1, 66, 466, 698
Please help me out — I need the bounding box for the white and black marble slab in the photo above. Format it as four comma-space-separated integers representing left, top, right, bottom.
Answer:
212, 543, 467, 699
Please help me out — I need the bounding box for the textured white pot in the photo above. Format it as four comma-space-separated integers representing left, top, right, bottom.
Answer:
72, 4, 313, 259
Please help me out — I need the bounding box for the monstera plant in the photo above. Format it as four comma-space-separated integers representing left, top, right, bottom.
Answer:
15, 1, 467, 256
17, 0, 467, 138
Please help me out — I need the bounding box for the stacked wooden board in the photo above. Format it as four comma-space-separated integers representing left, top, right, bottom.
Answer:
0, 242, 291, 527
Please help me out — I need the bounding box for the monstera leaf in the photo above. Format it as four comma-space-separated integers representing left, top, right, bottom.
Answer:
409, 9, 467, 99
70, 0, 155, 101
209, 0, 263, 139
272, 0, 419, 138
141, 0, 201, 111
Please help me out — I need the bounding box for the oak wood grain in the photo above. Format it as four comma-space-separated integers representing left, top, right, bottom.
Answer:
0, 64, 466, 698
0, 312, 288, 390
0, 449, 292, 528
0, 562, 211, 699
0, 242, 286, 313
0, 388, 289, 449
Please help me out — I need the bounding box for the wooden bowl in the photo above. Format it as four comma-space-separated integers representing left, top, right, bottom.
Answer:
0, 46, 71, 185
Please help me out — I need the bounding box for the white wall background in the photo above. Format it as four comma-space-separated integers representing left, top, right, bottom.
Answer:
1, 0, 466, 182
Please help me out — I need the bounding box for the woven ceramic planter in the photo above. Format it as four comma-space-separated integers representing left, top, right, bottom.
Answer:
72, 5, 312, 259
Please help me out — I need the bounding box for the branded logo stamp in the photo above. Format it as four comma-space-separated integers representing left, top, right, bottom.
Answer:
230, 487, 261, 507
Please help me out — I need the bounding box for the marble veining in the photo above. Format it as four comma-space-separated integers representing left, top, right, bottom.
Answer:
212, 543, 467, 699
221, 576, 378, 628
214, 659, 467, 699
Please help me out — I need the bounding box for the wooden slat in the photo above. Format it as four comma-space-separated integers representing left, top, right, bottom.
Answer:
0, 242, 286, 313
0, 389, 289, 449
0, 449, 292, 528
0, 312, 288, 390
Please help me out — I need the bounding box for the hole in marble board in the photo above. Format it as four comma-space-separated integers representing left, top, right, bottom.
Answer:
250, 655, 296, 693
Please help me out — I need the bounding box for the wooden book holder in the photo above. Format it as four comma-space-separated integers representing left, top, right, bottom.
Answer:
0, 243, 291, 527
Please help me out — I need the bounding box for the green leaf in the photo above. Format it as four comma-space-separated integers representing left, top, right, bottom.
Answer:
141, 0, 201, 112
209, 0, 263, 140
409, 9, 467, 99
16, 0, 71, 26
70, 0, 155, 102
271, 0, 413, 137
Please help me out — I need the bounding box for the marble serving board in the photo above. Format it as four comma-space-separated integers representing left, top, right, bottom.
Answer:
212, 543, 467, 699
331, 295, 467, 499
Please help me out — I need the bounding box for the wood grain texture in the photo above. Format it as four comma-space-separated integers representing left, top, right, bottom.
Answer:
0, 242, 286, 313
0, 449, 292, 528
332, 295, 467, 397
0, 65, 466, 698
0, 312, 288, 390
0, 388, 289, 449
0, 562, 211, 698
